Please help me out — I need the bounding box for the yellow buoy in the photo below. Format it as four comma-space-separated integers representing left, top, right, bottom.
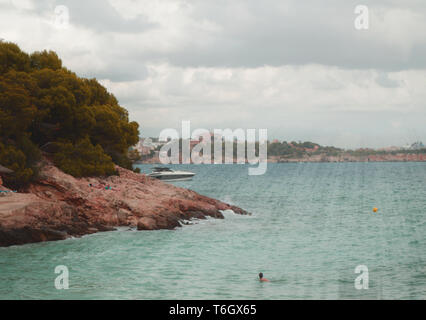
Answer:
373, 207, 378, 213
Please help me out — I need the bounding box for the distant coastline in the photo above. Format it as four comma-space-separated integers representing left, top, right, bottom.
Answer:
267, 153, 426, 163
132, 139, 426, 164
135, 155, 426, 164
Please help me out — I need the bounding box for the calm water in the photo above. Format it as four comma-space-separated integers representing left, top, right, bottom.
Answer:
0, 162, 425, 299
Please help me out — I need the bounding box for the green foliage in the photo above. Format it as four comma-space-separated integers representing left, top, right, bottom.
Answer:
268, 141, 293, 156
0, 42, 31, 74
0, 142, 36, 188
53, 137, 116, 177
30, 50, 62, 71
128, 148, 141, 162
0, 42, 139, 187
267, 141, 342, 158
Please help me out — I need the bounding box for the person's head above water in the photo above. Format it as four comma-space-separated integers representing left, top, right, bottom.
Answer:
258, 272, 270, 282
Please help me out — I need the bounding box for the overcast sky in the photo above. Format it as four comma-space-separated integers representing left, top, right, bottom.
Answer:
1, 0, 425, 148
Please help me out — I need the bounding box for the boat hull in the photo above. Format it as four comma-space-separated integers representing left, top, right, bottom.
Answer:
148, 173, 195, 181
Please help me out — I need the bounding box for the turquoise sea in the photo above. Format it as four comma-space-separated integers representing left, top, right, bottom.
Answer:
0, 162, 425, 299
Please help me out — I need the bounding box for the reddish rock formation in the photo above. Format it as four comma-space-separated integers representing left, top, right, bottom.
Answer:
0, 159, 249, 247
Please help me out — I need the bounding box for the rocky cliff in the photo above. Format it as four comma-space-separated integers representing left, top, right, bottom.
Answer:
0, 160, 249, 247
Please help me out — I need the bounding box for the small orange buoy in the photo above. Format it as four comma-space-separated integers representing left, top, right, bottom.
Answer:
373, 207, 378, 213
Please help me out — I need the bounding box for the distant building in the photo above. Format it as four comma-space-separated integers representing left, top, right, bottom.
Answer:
133, 139, 153, 155
133, 138, 169, 156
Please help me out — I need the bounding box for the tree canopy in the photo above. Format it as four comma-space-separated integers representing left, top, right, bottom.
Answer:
0, 42, 139, 188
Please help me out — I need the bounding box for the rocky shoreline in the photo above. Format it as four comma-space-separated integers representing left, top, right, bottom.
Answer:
268, 153, 426, 163
0, 160, 249, 247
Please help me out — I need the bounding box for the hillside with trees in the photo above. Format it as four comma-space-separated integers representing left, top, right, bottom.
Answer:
0, 42, 139, 188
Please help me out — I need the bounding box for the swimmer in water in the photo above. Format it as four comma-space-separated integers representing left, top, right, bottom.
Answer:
259, 272, 270, 282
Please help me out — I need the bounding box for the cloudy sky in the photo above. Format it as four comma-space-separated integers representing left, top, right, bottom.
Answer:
1, 0, 425, 148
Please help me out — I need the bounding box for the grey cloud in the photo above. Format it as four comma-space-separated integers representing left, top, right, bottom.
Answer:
1, 0, 425, 148
375, 72, 401, 88
89, 0, 426, 71
6, 0, 426, 73
79, 56, 148, 82
31, 0, 155, 33
164, 0, 426, 70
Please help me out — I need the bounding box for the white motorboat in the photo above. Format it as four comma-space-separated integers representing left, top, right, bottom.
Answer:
147, 167, 195, 181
